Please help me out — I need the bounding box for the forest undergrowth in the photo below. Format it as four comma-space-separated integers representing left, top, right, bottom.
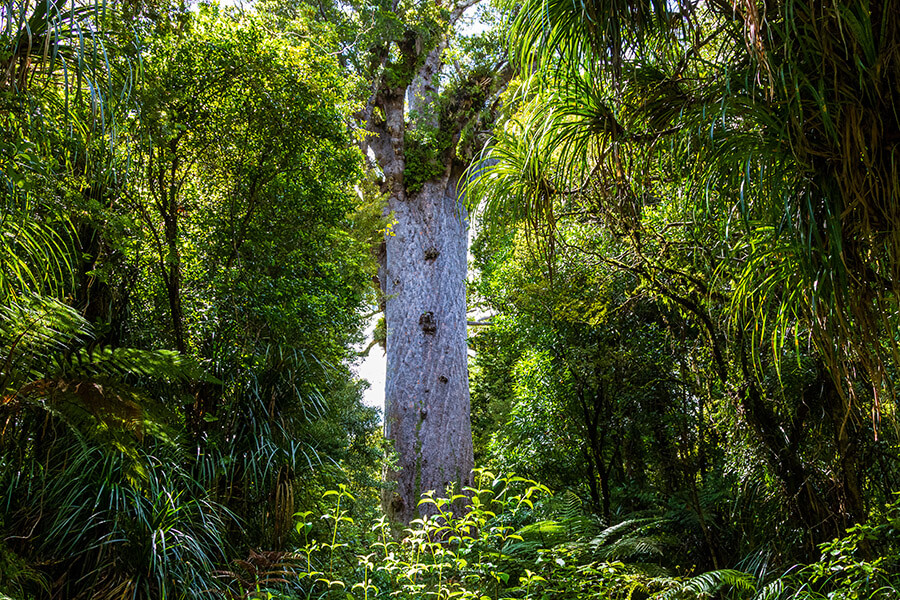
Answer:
212, 472, 900, 600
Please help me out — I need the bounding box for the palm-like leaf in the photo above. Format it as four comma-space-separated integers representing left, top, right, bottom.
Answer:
2, 442, 232, 599
508, 0, 677, 76
472, 0, 900, 415
0, 197, 72, 299
6, 438, 229, 599
0, 295, 230, 599
2, 0, 135, 307
469, 116, 558, 230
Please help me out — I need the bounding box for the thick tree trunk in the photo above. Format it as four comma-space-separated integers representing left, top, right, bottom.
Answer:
360, 1, 488, 524
381, 175, 474, 524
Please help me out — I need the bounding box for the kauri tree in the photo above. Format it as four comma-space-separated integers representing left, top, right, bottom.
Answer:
263, 0, 507, 522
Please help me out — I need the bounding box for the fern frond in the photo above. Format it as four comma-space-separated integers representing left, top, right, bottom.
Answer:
501, 539, 542, 557
565, 514, 601, 539
650, 569, 755, 600
594, 535, 671, 561
56, 346, 215, 383
590, 517, 659, 547
0, 296, 208, 455
0, 296, 89, 369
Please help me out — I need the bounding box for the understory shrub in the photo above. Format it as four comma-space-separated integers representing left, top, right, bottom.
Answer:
218, 471, 756, 600
755, 495, 900, 599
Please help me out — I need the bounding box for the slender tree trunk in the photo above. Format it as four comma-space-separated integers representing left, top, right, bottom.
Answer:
164, 143, 186, 354
577, 383, 610, 521
821, 374, 866, 528
164, 222, 185, 354
148, 141, 187, 354
736, 338, 833, 550
583, 444, 601, 511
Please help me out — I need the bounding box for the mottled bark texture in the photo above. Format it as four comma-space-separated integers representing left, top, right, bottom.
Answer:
381, 175, 474, 524
359, 2, 479, 525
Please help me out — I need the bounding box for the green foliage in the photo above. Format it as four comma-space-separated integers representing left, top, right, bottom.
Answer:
6, 1, 900, 600
0, 3, 382, 598
258, 0, 451, 93
220, 474, 756, 600
0, 294, 233, 599
467, 0, 900, 569
0, 294, 202, 456
0, 537, 47, 599
757, 497, 900, 599
403, 128, 448, 193
475, 0, 900, 411
119, 5, 380, 552
0, 0, 133, 303
403, 61, 496, 194
1, 444, 233, 599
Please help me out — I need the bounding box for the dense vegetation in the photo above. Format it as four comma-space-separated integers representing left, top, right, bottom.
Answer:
1, 2, 381, 597
1, 0, 899, 598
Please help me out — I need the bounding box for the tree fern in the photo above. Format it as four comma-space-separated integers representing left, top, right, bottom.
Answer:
1, 295, 212, 460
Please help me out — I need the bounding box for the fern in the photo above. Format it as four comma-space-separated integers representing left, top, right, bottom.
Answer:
0, 295, 219, 476
594, 536, 671, 561
556, 489, 585, 521
55, 346, 213, 383
214, 549, 308, 599
0, 295, 90, 391
590, 517, 660, 547
555, 490, 603, 540
650, 570, 756, 600
515, 520, 567, 547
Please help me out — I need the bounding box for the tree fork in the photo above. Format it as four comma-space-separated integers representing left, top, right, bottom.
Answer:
360, 1, 487, 524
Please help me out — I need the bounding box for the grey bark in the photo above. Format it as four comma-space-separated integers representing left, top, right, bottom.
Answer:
360, 5, 477, 525
380, 174, 474, 524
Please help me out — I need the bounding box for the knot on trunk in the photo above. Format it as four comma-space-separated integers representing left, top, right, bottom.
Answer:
419, 311, 437, 334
